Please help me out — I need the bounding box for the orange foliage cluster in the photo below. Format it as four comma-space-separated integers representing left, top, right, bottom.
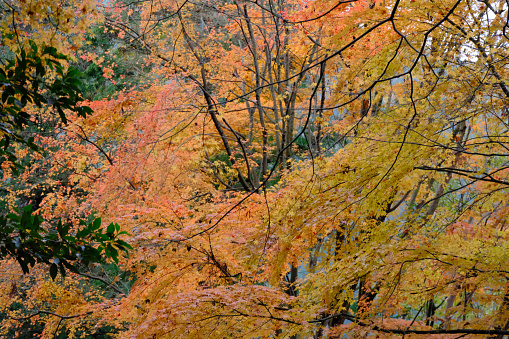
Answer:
1, 0, 509, 338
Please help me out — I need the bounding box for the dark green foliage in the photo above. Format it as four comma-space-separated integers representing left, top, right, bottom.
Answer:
0, 204, 132, 280
0, 40, 132, 279
0, 40, 92, 173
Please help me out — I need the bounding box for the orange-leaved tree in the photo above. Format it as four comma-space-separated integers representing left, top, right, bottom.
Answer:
2, 0, 509, 337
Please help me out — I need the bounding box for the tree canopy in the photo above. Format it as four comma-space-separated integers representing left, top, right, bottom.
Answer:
1, 0, 509, 338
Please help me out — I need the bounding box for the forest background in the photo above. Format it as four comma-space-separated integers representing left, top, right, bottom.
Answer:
0, 0, 509, 338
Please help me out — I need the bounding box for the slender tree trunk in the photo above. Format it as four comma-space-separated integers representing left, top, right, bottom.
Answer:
240, 3, 268, 182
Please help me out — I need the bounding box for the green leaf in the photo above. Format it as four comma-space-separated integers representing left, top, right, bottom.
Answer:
57, 220, 69, 238
115, 240, 133, 250
105, 246, 119, 264
16, 255, 30, 274
92, 218, 102, 231
107, 223, 115, 234
43, 46, 57, 56
77, 228, 91, 239
50, 263, 58, 280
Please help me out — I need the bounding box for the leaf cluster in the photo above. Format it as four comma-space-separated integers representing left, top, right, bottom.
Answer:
0, 204, 131, 280
0, 40, 92, 172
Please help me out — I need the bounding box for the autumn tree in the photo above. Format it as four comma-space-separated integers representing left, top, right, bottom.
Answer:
100, 0, 509, 337
2, 0, 509, 338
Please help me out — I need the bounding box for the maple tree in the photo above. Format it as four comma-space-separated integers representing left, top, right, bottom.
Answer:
1, 0, 509, 338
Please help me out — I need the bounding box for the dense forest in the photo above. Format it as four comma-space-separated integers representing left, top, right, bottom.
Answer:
1, 0, 509, 338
